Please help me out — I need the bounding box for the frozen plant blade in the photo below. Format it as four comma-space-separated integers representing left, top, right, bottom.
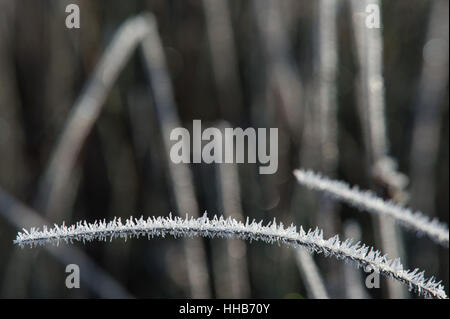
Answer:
294, 169, 449, 246
14, 213, 447, 299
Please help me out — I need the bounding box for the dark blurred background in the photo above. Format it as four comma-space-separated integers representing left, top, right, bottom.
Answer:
0, 0, 448, 298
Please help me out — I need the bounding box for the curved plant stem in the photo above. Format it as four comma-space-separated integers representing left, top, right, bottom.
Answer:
14, 213, 447, 299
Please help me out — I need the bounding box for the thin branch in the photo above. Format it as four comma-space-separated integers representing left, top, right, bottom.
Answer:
14, 213, 447, 299
294, 169, 449, 246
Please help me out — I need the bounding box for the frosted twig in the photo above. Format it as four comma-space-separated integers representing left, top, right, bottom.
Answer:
294, 169, 449, 246
14, 213, 447, 299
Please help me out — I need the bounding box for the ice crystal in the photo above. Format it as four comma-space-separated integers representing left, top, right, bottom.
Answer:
14, 213, 447, 299
294, 169, 449, 246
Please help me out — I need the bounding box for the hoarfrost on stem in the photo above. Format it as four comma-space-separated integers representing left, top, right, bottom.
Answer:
294, 169, 449, 246
14, 213, 447, 299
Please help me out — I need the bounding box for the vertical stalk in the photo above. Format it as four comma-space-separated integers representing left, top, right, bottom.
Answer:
140, 15, 211, 298
350, 0, 407, 298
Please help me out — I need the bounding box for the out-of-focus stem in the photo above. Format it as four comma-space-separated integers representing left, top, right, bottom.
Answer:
252, 0, 303, 137
202, 0, 242, 123
298, 0, 341, 296
0, 0, 28, 195
213, 122, 251, 298
0, 188, 132, 298
202, 0, 249, 295
34, 14, 153, 218
350, 0, 407, 298
295, 249, 329, 299
140, 15, 211, 298
409, 0, 449, 214
316, 0, 339, 175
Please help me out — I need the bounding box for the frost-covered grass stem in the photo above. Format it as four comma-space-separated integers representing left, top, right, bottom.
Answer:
294, 169, 449, 246
14, 213, 447, 299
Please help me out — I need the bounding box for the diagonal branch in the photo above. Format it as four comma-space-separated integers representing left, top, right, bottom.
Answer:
294, 169, 449, 246
34, 14, 153, 215
0, 188, 132, 298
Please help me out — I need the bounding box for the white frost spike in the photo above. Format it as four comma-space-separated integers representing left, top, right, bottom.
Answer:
14, 213, 447, 299
294, 169, 449, 246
